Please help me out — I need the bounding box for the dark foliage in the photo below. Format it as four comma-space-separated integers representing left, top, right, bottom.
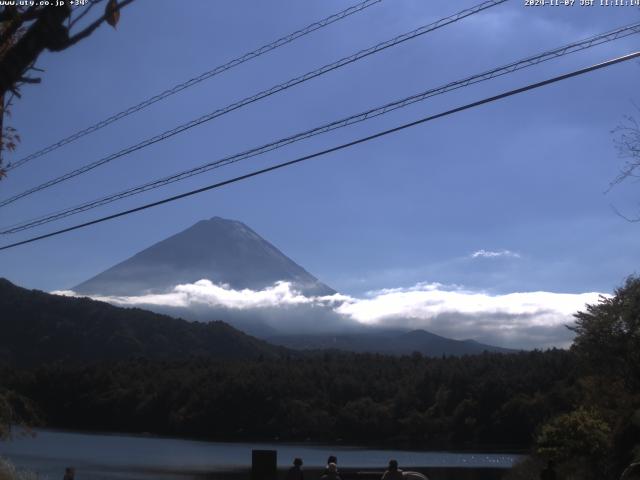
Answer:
0, 278, 285, 365
1, 276, 639, 478
571, 276, 640, 391
565, 276, 640, 477
1, 349, 578, 449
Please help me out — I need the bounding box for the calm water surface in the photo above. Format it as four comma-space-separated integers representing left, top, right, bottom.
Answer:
0, 430, 523, 480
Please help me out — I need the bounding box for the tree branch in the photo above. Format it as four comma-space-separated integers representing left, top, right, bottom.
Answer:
18, 76, 40, 84
0, 0, 135, 96
611, 203, 640, 223
0, 5, 71, 96
62, 0, 135, 49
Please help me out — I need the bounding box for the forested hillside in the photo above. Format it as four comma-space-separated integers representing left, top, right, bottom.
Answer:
2, 350, 576, 448
1, 277, 639, 480
0, 278, 285, 365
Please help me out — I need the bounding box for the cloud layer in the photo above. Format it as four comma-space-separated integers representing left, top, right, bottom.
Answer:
54, 280, 606, 350
471, 249, 521, 259
335, 283, 603, 349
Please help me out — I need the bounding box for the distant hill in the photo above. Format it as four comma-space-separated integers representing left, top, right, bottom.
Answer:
68, 217, 514, 356
74, 217, 334, 297
0, 277, 513, 364
269, 328, 516, 356
0, 278, 285, 366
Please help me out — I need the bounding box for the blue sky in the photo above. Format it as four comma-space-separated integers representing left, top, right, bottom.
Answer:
0, 0, 638, 302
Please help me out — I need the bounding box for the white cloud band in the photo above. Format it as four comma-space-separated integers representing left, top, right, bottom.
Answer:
53, 280, 606, 350
471, 249, 521, 259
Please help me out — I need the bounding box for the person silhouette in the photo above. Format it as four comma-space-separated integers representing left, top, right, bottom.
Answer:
322, 456, 337, 475
381, 460, 403, 480
320, 462, 341, 480
286, 458, 304, 480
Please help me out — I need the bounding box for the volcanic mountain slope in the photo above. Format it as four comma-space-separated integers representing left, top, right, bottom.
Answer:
0, 278, 285, 366
269, 328, 516, 356
73, 217, 334, 297
67, 216, 515, 356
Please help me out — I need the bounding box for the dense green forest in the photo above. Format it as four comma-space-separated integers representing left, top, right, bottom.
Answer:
0, 278, 285, 365
1, 277, 639, 479
0, 349, 577, 447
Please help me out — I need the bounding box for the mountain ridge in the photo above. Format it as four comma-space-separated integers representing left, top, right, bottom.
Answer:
0, 277, 286, 366
269, 328, 515, 356
60, 216, 518, 356
74, 216, 334, 297
0, 277, 517, 361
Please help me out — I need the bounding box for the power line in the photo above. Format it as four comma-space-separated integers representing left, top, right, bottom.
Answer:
1, 50, 637, 252
3, 22, 638, 235
5, 0, 382, 172
0, 0, 506, 208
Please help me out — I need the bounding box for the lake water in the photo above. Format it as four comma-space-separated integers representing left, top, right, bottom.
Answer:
0, 430, 523, 480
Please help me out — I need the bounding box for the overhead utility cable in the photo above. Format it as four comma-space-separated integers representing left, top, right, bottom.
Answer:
1, 50, 637, 252
0, 0, 506, 207
6, 0, 382, 171
2, 22, 638, 235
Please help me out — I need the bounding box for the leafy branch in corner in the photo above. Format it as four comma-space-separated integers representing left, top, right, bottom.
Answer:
0, 0, 135, 178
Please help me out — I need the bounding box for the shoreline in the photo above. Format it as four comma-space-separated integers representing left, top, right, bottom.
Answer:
2, 457, 516, 480
24, 427, 529, 456
151, 466, 512, 480
1, 430, 522, 480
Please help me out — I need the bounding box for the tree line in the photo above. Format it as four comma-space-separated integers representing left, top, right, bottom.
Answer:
1, 276, 639, 479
